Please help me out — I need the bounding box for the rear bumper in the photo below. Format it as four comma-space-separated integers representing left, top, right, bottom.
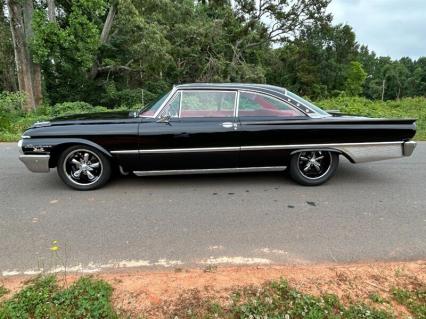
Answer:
403, 141, 416, 156
19, 154, 50, 173
336, 141, 416, 163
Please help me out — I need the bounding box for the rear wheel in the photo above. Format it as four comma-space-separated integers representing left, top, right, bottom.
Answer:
289, 150, 339, 186
57, 145, 111, 190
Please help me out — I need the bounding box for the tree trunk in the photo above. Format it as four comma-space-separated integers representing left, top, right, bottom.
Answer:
47, 0, 56, 22
381, 78, 385, 101
23, 0, 43, 106
7, 0, 35, 111
100, 3, 116, 44
89, 3, 117, 80
0, 0, 18, 91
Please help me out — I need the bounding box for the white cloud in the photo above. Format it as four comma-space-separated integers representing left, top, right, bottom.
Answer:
328, 0, 426, 59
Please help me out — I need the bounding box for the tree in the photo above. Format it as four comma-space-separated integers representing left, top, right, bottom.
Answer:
0, 0, 17, 91
267, 23, 359, 99
344, 61, 367, 96
7, 0, 43, 110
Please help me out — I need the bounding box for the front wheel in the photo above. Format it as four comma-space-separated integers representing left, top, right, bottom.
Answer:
289, 150, 339, 186
57, 145, 111, 190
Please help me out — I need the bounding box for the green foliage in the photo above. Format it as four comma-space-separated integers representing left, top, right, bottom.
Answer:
51, 101, 108, 117
31, 0, 108, 103
369, 293, 387, 304
0, 276, 117, 319
316, 96, 426, 140
345, 61, 367, 96
2, 0, 426, 108
392, 287, 426, 319
0, 91, 27, 114
0, 286, 9, 298
0, 277, 425, 318
0, 93, 129, 141
0, 91, 28, 134
170, 279, 397, 319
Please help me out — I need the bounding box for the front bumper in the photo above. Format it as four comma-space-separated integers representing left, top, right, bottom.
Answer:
18, 139, 50, 173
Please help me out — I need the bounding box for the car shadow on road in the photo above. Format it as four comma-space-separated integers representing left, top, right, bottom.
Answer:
106, 163, 395, 189
20, 162, 398, 192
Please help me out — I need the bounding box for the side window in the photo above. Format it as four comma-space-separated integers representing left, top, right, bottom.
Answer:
238, 92, 305, 117
160, 92, 181, 118
180, 91, 236, 118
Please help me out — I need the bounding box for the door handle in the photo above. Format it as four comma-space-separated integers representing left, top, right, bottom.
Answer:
222, 122, 238, 130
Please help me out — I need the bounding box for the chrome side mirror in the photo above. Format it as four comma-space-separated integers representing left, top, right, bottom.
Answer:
156, 113, 171, 123
128, 110, 139, 118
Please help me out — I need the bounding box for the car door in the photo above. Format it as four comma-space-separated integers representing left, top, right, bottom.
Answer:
137, 89, 240, 171
237, 90, 309, 168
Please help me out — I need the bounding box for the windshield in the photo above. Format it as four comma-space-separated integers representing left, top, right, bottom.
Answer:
286, 91, 330, 117
139, 91, 170, 117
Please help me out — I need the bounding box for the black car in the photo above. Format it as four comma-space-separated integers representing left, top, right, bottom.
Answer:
18, 83, 416, 190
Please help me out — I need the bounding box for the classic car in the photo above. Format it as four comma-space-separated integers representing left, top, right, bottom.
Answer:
18, 83, 417, 190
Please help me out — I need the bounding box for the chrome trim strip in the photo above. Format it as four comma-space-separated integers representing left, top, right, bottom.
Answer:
237, 90, 308, 117
19, 154, 50, 173
239, 141, 402, 151
156, 89, 238, 119
133, 166, 287, 176
139, 146, 240, 154
110, 150, 139, 154
111, 141, 412, 163
152, 87, 178, 118
234, 90, 240, 118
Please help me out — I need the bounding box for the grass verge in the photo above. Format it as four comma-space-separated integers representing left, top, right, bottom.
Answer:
0, 276, 117, 319
0, 273, 424, 318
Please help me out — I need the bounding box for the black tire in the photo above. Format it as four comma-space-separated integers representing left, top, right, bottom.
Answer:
289, 150, 339, 186
57, 145, 111, 190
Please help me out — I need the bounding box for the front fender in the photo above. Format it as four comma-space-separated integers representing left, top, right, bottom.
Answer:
21, 138, 113, 168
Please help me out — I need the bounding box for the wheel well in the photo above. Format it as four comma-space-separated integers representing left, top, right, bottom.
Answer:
49, 143, 113, 168
289, 148, 354, 163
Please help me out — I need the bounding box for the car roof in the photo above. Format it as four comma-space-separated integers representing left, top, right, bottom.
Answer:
175, 83, 288, 95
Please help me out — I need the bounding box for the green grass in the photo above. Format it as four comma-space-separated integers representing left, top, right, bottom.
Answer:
195, 280, 396, 319
392, 287, 426, 319
0, 286, 9, 298
316, 96, 426, 140
0, 276, 118, 319
369, 293, 387, 304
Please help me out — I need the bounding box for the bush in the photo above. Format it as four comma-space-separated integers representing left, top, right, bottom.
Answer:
0, 92, 27, 133
52, 101, 108, 117
0, 91, 26, 115
316, 96, 426, 140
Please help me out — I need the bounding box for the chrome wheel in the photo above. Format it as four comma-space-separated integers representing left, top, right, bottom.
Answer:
63, 149, 103, 186
297, 151, 332, 180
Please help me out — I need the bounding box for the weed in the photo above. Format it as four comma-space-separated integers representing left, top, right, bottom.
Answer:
203, 265, 218, 273
0, 286, 9, 298
369, 293, 387, 304
392, 287, 426, 319
0, 276, 118, 319
168, 279, 398, 319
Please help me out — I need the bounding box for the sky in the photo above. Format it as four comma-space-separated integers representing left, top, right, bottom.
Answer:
328, 0, 426, 60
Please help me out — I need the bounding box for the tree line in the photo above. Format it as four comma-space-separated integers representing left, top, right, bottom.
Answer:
1, 0, 425, 111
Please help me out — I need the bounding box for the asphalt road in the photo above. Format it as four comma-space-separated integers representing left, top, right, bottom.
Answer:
1, 142, 425, 275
